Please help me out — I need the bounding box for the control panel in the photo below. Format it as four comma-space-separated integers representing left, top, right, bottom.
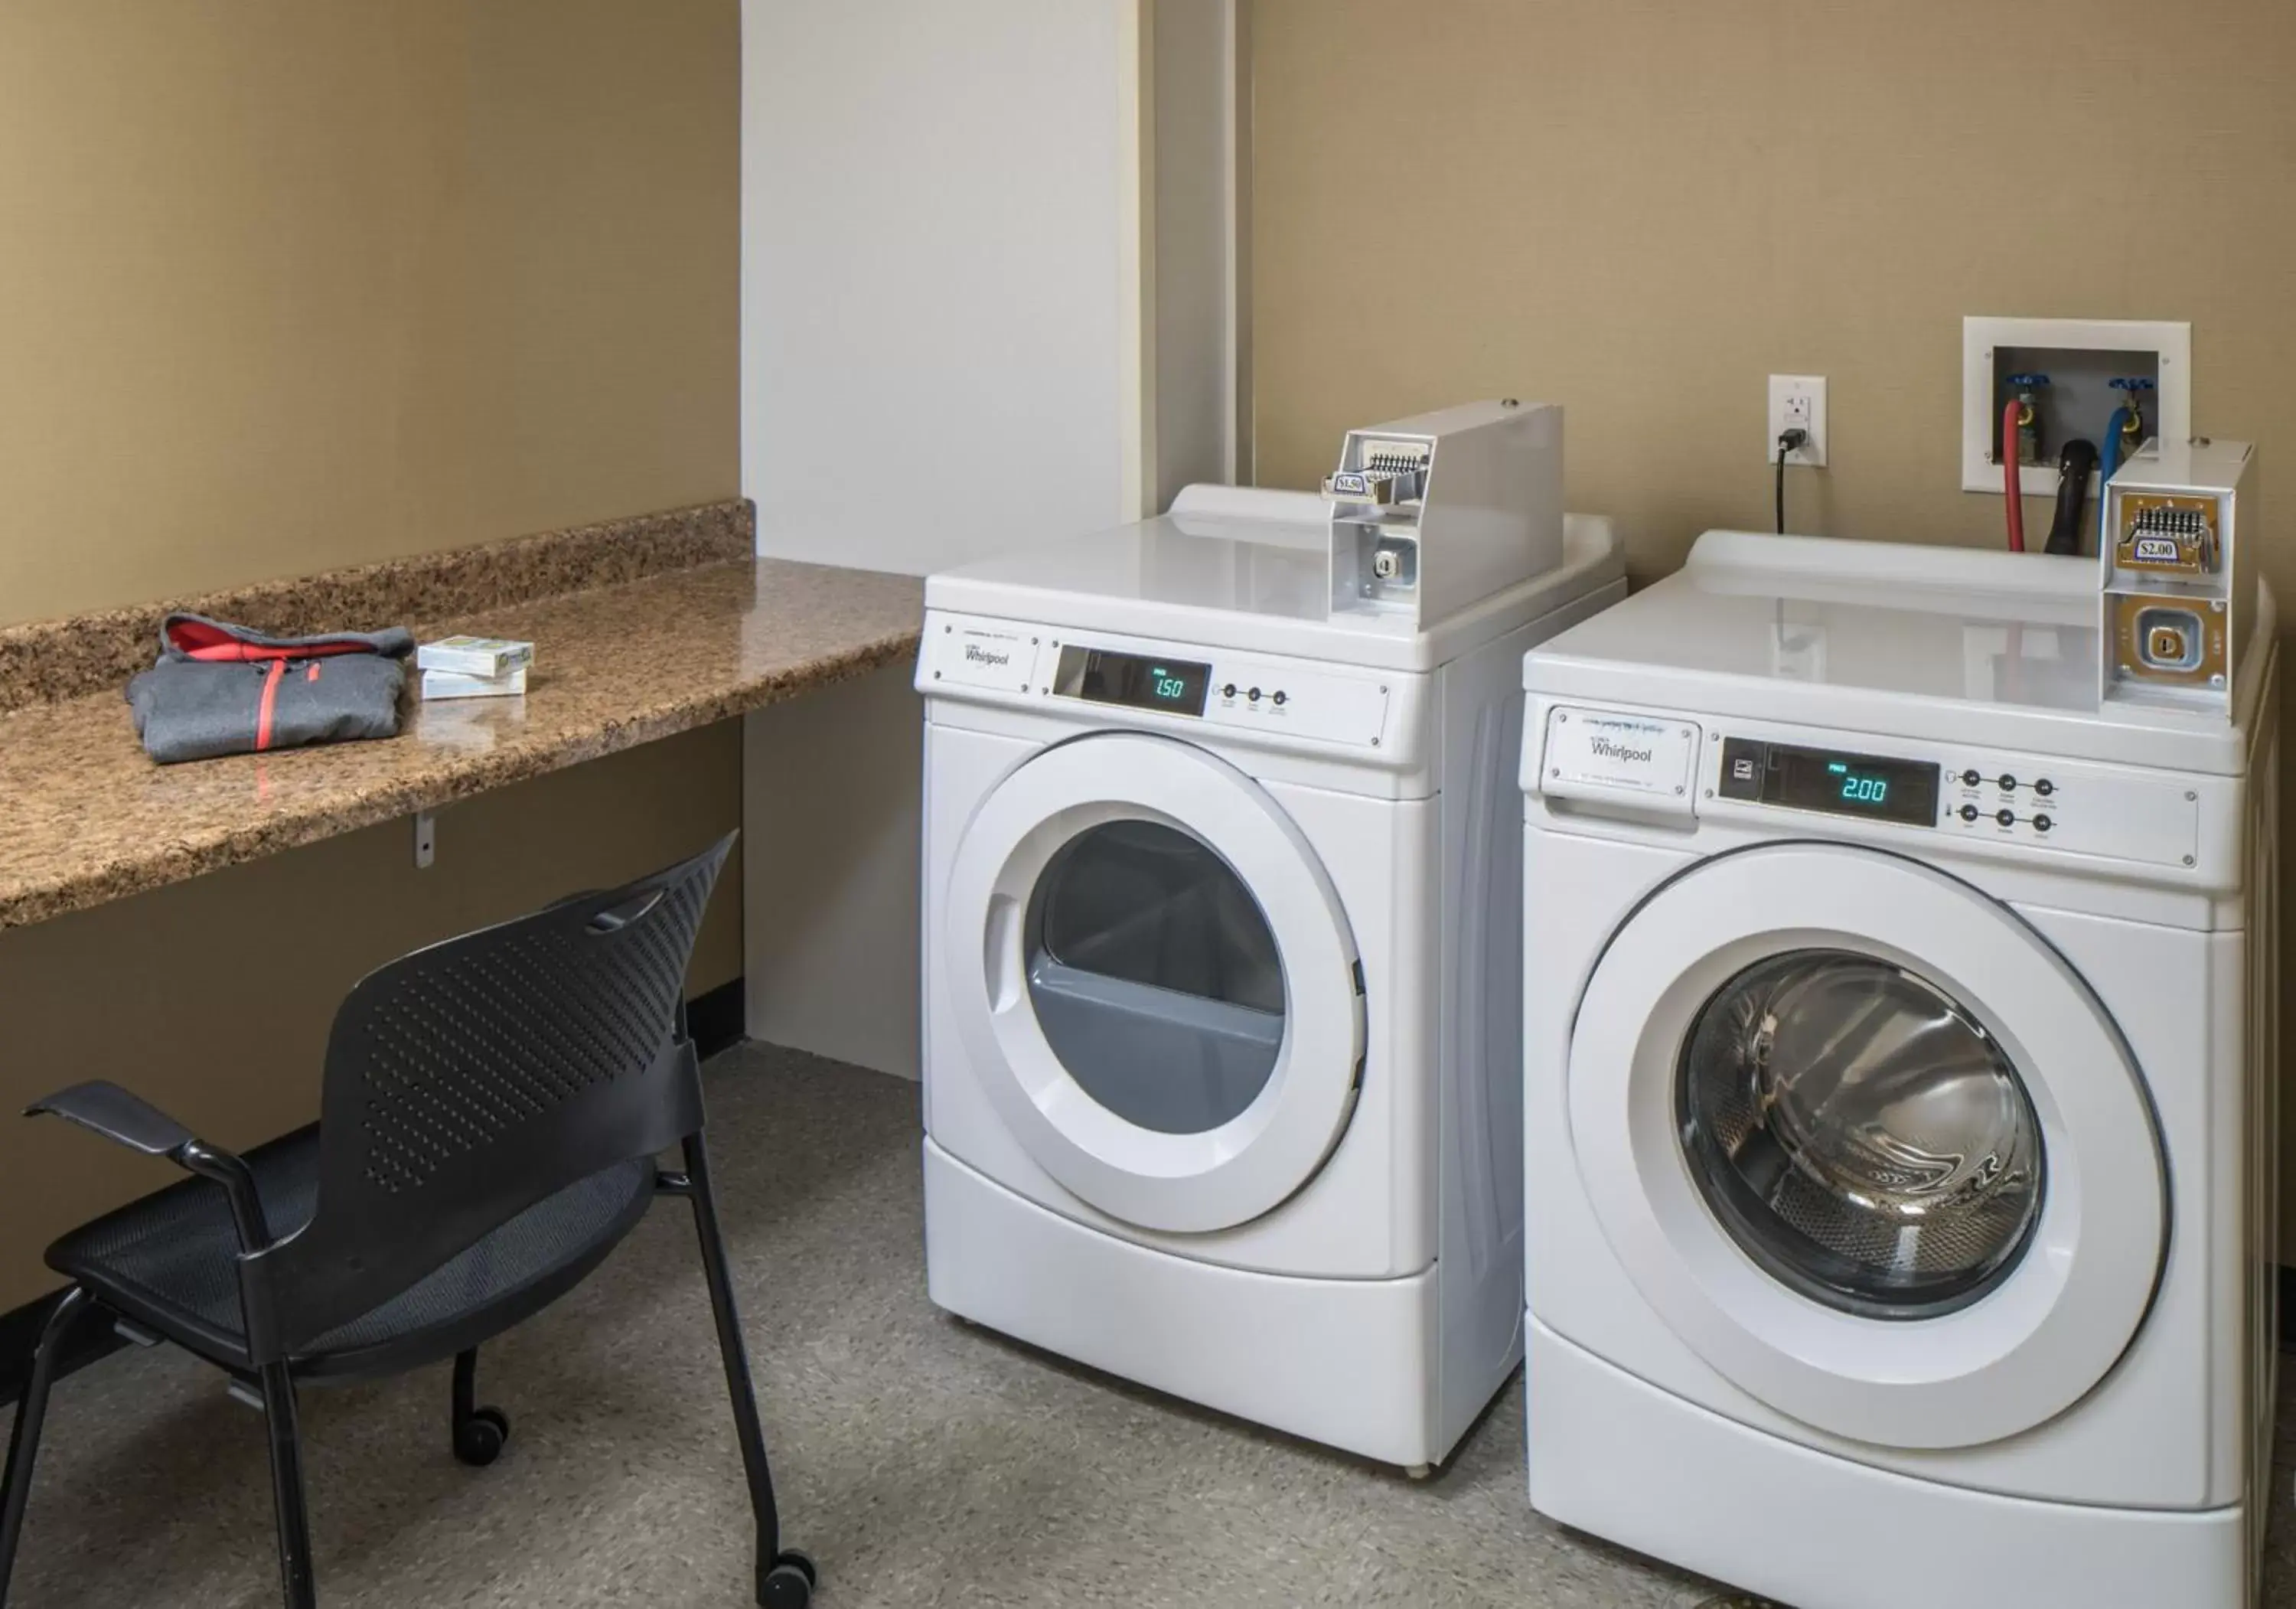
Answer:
921, 613, 1394, 751
1531, 703, 2233, 883
1119, 649, 1388, 748
1704, 728, 2200, 869
1941, 765, 2066, 841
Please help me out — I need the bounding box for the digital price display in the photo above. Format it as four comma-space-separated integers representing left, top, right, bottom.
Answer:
1717, 737, 1939, 827
1053, 645, 1212, 717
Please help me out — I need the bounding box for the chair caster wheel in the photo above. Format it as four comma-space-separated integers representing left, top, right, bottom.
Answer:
453, 1405, 510, 1467
757, 1549, 817, 1607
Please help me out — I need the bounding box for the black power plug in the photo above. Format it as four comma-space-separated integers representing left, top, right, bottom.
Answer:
1776, 429, 1809, 534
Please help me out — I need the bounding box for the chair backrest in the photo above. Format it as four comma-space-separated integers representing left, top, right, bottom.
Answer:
246, 833, 735, 1357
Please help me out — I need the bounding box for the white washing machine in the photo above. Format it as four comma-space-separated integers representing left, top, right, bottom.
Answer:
1519, 530, 2281, 1607
919, 488, 1625, 1469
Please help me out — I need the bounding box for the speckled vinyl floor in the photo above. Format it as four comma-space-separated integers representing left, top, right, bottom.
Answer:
4, 1041, 2293, 1608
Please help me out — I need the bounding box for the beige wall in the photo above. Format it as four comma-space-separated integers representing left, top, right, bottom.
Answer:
1251, 0, 2296, 1227
1252, 0, 2294, 571
0, 0, 742, 1310
0, 0, 737, 624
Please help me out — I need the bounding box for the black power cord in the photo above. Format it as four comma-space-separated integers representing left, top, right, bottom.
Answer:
1775, 428, 1808, 534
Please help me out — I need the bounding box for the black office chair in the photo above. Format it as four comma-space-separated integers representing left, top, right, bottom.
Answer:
0, 833, 816, 1609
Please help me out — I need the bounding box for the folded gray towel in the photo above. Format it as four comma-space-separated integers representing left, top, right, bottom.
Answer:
126, 612, 416, 765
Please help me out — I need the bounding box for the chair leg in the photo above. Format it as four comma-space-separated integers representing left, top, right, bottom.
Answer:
257, 1363, 317, 1609
448, 1349, 509, 1467
680, 1133, 814, 1608
0, 1285, 96, 1608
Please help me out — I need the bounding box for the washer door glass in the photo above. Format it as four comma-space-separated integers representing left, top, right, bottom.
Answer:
1026, 820, 1285, 1135
1678, 948, 2044, 1320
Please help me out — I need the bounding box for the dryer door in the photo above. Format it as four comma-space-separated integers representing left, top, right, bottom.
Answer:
1570, 843, 2165, 1451
945, 733, 1366, 1232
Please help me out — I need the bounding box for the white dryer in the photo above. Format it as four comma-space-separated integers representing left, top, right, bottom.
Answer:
1519, 531, 2281, 1607
919, 488, 1625, 1469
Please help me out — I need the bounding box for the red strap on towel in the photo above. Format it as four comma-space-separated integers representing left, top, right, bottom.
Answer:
255, 661, 285, 752
167, 618, 375, 663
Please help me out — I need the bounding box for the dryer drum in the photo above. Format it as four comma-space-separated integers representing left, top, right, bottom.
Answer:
1023, 818, 1287, 1137
1676, 949, 2045, 1321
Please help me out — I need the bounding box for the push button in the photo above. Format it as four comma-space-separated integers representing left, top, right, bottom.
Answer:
1271, 690, 1288, 706
1959, 804, 1981, 822
2034, 778, 2054, 796
1996, 808, 2016, 827
1717, 738, 1767, 801
1997, 774, 2017, 791
2033, 814, 2053, 833
1221, 683, 1237, 699
1247, 687, 1261, 703
1961, 769, 1982, 787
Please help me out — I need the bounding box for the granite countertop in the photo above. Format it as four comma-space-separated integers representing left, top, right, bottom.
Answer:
0, 556, 924, 928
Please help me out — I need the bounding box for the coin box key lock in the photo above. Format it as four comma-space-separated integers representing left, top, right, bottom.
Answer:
2138, 609, 2202, 672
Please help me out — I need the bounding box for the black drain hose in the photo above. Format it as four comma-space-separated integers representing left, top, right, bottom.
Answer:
2043, 438, 2099, 556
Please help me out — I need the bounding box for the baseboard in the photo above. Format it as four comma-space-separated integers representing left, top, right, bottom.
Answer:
688, 975, 746, 1059
0, 974, 751, 1408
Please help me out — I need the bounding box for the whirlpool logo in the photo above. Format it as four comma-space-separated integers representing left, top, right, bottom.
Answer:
1588, 734, 1653, 764
963, 643, 1011, 667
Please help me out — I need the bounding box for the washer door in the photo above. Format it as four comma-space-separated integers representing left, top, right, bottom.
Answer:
945, 734, 1365, 1232
1570, 844, 2164, 1450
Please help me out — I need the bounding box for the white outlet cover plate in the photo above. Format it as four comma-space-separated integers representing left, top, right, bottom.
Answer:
1767, 374, 1827, 467
1961, 315, 2190, 495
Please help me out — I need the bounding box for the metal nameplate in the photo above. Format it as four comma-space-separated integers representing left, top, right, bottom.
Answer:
1541, 707, 1700, 814
930, 622, 1039, 693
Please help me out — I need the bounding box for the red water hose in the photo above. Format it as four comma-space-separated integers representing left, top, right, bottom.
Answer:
2002, 397, 2027, 552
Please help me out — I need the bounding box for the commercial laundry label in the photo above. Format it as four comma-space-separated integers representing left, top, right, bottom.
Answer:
1539, 707, 1699, 812
928, 619, 1041, 694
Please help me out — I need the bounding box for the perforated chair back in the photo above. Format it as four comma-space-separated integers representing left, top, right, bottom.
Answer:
244, 833, 735, 1358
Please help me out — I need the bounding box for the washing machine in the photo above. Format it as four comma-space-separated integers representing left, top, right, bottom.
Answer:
919, 485, 1625, 1469
1519, 530, 2281, 1606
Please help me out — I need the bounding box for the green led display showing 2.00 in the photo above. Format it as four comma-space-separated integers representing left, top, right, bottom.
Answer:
1727, 738, 1940, 827
1829, 759, 1890, 806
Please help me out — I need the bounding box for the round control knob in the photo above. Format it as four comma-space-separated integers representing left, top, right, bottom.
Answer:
1961, 769, 1981, 787
1247, 687, 1261, 702
2034, 778, 2055, 796
1959, 804, 1980, 822
1996, 808, 2016, 827
1997, 774, 2017, 791
1221, 683, 1237, 699
2033, 814, 2053, 833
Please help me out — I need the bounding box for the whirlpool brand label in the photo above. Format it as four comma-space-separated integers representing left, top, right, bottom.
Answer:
1541, 707, 1699, 811
932, 623, 1038, 692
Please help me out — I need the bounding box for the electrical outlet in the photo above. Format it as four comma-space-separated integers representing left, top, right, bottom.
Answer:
1767, 374, 1828, 468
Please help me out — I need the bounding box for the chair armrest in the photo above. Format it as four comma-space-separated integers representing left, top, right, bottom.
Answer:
26, 1081, 276, 1253
26, 1079, 199, 1158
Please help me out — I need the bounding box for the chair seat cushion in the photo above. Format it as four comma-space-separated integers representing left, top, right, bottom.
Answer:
47, 1124, 657, 1379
